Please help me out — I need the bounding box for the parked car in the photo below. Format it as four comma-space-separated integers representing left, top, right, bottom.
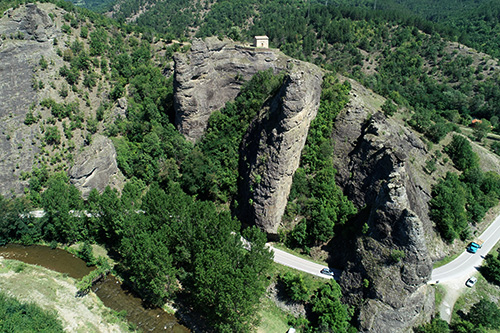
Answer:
320, 268, 334, 276
466, 276, 477, 287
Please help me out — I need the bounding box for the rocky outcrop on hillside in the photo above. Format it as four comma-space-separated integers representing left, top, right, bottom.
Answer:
2, 3, 56, 42
173, 37, 290, 143
239, 64, 323, 235
0, 4, 124, 197
0, 3, 58, 196
174, 37, 323, 235
69, 135, 125, 198
333, 79, 434, 331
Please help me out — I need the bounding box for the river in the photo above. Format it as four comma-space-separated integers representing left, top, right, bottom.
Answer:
0, 244, 189, 333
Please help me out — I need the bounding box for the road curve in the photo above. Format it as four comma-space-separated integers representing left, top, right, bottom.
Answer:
430, 211, 500, 284
268, 245, 338, 280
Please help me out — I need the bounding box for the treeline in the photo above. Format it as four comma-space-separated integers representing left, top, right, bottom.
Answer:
430, 135, 500, 242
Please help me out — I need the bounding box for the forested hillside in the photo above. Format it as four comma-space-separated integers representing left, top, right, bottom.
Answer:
3, 0, 500, 331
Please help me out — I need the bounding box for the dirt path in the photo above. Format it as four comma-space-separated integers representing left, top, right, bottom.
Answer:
437, 277, 468, 322
0, 257, 129, 332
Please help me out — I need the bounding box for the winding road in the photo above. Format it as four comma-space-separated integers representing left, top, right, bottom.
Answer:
429, 210, 500, 322
268, 245, 338, 280
431, 211, 500, 284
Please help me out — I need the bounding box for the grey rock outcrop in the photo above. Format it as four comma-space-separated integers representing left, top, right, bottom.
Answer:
3, 3, 55, 42
333, 79, 434, 331
69, 135, 125, 198
173, 37, 323, 234
239, 63, 323, 235
173, 37, 289, 143
0, 4, 56, 196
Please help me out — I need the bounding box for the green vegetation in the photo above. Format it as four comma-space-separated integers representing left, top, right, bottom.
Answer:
482, 248, 500, 286
414, 317, 450, 333
430, 136, 500, 242
3, 0, 500, 331
180, 69, 284, 202
0, 291, 64, 333
285, 75, 357, 248
279, 272, 310, 302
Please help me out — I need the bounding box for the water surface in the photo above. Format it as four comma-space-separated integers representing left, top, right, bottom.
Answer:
0, 244, 189, 332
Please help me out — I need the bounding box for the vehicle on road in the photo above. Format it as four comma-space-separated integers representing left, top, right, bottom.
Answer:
467, 239, 484, 253
466, 276, 477, 287
320, 268, 334, 276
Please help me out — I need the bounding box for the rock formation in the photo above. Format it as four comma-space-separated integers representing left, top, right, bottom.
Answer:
173, 37, 290, 143
69, 135, 124, 198
0, 3, 124, 197
0, 3, 57, 196
240, 64, 323, 236
173, 37, 323, 235
332, 79, 435, 331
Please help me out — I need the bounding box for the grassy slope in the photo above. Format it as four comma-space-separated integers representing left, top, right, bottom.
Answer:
0, 258, 131, 332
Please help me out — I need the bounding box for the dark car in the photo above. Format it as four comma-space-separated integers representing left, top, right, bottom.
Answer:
320, 268, 334, 276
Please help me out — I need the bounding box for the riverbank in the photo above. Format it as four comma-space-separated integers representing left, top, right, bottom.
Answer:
0, 257, 131, 332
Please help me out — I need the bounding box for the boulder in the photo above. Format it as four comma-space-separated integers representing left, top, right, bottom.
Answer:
69, 135, 124, 198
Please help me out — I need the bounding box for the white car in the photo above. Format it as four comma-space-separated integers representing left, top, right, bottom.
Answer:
466, 276, 477, 287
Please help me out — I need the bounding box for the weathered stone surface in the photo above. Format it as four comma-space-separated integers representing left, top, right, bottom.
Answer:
239, 63, 323, 236
0, 4, 124, 197
174, 37, 323, 234
333, 79, 434, 331
173, 37, 289, 143
69, 135, 125, 198
0, 4, 57, 196
3, 3, 55, 42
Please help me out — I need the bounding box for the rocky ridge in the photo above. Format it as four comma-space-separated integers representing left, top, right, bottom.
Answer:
0, 3, 57, 196
174, 37, 323, 235
332, 79, 435, 332
240, 64, 323, 235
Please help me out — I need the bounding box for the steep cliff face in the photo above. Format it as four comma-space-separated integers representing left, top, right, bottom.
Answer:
173, 37, 290, 143
240, 64, 323, 235
333, 79, 434, 331
0, 3, 124, 197
0, 3, 57, 196
174, 37, 323, 235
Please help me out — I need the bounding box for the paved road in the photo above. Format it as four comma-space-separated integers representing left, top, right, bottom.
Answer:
430, 211, 500, 284
30, 211, 337, 280
430, 210, 500, 322
268, 245, 339, 280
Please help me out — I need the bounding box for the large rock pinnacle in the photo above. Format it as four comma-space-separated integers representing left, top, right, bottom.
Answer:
173, 37, 323, 234
239, 63, 323, 236
333, 79, 435, 331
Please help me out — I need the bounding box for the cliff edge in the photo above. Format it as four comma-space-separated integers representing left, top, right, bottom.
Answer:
333, 79, 435, 332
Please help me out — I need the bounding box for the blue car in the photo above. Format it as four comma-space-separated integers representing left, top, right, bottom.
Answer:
467, 241, 483, 253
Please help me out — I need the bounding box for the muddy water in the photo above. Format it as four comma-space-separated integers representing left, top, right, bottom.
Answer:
0, 244, 189, 333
